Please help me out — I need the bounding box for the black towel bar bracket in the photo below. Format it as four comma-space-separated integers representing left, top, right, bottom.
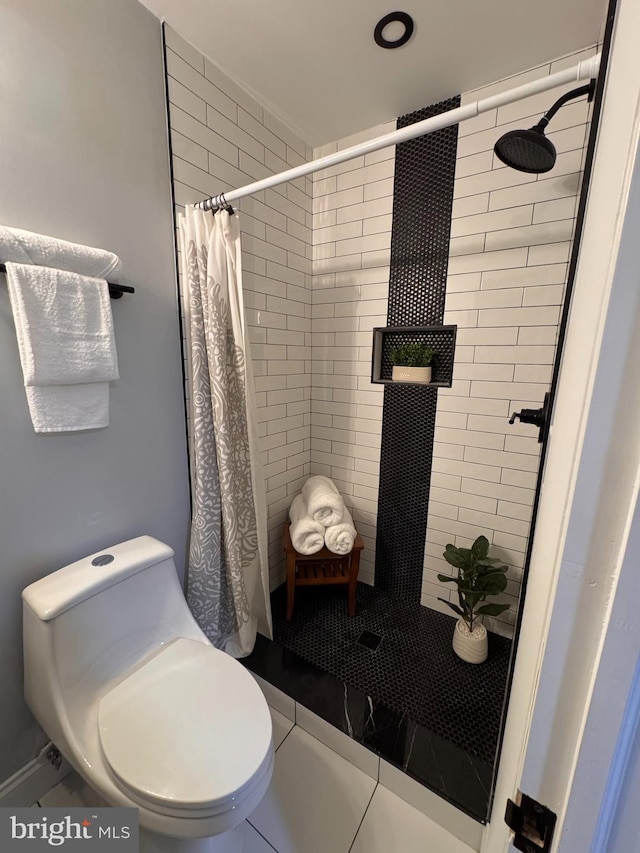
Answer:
0, 263, 134, 299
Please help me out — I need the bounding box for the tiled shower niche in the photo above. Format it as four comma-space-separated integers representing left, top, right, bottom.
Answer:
371, 325, 457, 386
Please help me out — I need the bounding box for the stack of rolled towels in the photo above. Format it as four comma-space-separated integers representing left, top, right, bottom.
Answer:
289, 475, 357, 556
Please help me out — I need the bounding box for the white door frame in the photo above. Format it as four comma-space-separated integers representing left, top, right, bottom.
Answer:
482, 0, 640, 849
559, 493, 640, 852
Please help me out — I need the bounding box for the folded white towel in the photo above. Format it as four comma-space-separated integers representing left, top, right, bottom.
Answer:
289, 494, 325, 555
25, 385, 109, 433
302, 475, 345, 528
6, 263, 119, 432
0, 225, 122, 282
6, 264, 119, 385
324, 506, 357, 555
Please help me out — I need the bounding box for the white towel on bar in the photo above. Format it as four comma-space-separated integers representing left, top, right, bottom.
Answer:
0, 225, 122, 282
302, 475, 345, 528
324, 506, 357, 555
289, 494, 325, 555
23, 384, 110, 433
6, 263, 119, 432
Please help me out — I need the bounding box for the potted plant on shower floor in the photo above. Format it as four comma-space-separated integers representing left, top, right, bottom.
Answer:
437, 535, 510, 664
389, 342, 436, 383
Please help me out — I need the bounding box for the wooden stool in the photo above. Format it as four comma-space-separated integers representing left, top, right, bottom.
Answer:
283, 522, 364, 620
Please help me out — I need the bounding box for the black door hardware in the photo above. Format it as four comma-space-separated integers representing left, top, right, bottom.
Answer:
509, 392, 550, 443
505, 793, 557, 853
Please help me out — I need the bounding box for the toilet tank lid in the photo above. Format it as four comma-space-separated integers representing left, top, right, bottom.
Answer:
22, 536, 175, 621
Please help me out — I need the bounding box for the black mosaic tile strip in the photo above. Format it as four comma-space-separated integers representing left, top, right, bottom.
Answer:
270, 582, 511, 767
376, 386, 436, 598
387, 97, 460, 328
375, 97, 460, 599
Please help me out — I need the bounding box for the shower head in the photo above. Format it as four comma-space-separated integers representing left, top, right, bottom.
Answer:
493, 81, 595, 174
494, 125, 557, 173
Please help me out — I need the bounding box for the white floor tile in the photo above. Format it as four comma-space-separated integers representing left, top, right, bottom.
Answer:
39, 771, 106, 808
351, 785, 476, 853
271, 706, 294, 750
248, 726, 376, 853
39, 778, 277, 851
379, 761, 483, 850
243, 822, 277, 852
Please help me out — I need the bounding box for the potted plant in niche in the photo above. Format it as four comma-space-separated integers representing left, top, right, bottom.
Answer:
437, 536, 510, 664
389, 342, 435, 383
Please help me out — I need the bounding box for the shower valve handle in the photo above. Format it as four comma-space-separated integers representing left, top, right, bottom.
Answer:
508, 393, 551, 443
509, 408, 543, 426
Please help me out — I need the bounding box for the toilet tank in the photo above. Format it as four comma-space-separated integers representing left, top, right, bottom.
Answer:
23, 536, 205, 729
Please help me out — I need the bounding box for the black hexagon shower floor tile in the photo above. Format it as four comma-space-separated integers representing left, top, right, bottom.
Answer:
271, 582, 512, 766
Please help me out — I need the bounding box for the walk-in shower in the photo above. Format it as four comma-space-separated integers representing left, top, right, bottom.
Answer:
165, 29, 604, 827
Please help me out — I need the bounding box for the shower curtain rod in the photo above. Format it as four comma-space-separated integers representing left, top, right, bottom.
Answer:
195, 52, 601, 212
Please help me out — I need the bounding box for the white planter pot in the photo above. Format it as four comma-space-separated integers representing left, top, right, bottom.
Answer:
452, 619, 488, 664
391, 365, 432, 383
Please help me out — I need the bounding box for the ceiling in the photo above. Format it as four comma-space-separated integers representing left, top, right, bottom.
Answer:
138, 0, 608, 146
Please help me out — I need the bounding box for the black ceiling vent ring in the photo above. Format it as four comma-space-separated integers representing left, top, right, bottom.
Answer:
374, 12, 414, 49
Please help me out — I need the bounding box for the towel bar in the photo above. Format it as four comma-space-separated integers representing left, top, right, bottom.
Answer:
0, 263, 134, 299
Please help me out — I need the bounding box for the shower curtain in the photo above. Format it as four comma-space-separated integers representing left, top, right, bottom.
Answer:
178, 205, 272, 657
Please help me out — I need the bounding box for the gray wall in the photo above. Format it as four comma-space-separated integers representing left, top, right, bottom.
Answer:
0, 0, 190, 780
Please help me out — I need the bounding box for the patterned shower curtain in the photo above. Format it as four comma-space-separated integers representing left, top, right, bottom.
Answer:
178, 205, 272, 657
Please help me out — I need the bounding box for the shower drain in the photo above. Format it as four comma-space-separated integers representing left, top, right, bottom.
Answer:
357, 630, 383, 651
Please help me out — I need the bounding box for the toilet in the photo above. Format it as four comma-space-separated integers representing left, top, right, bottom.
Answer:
22, 535, 274, 853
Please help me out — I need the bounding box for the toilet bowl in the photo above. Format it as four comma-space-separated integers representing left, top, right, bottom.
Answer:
22, 536, 274, 853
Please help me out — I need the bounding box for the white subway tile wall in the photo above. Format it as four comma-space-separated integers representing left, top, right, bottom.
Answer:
424, 46, 596, 636
165, 26, 313, 590
311, 48, 595, 635
311, 124, 396, 586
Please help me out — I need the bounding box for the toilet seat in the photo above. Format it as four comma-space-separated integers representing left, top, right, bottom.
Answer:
98, 638, 272, 816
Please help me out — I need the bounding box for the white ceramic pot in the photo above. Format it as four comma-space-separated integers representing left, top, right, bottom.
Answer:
392, 365, 432, 383
452, 618, 488, 664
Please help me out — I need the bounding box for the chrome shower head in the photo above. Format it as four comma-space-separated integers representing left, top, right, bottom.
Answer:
493, 81, 595, 174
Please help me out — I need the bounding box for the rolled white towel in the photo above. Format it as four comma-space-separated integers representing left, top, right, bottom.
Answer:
302, 475, 345, 528
324, 506, 357, 555
289, 494, 325, 555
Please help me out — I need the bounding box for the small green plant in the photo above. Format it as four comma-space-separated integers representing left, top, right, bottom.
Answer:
437, 535, 510, 632
389, 342, 435, 367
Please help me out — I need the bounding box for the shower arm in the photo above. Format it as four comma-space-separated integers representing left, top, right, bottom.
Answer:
534, 80, 596, 132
